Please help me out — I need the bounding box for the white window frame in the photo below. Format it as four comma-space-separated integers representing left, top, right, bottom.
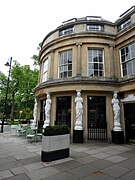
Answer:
117, 18, 131, 32
87, 48, 105, 77
59, 27, 74, 36
87, 24, 104, 31
58, 49, 72, 79
42, 58, 48, 82
120, 43, 135, 77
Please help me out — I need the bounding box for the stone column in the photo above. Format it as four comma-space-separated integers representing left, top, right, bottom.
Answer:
109, 44, 115, 77
76, 43, 82, 76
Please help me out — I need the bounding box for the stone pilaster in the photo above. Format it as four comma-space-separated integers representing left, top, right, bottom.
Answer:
109, 44, 115, 77
49, 50, 54, 80
76, 43, 82, 76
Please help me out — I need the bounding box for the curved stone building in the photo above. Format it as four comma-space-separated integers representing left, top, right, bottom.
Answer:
34, 6, 135, 143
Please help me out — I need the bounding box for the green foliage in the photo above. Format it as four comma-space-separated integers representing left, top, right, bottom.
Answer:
0, 72, 8, 118
43, 125, 70, 136
0, 59, 39, 120
31, 55, 39, 66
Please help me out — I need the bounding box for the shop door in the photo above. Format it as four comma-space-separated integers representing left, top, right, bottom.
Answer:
88, 96, 107, 140
124, 103, 135, 143
56, 97, 71, 128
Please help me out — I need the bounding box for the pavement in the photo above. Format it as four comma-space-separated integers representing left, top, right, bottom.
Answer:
0, 126, 135, 180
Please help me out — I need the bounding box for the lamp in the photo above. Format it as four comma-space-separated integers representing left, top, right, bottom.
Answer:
0, 57, 12, 133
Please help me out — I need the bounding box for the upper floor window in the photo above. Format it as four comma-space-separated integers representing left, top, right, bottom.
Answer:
117, 18, 131, 32
59, 50, 72, 78
87, 24, 104, 31
120, 43, 135, 77
42, 58, 48, 82
88, 49, 104, 77
59, 27, 74, 36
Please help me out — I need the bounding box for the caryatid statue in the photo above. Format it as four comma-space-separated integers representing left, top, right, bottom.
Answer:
74, 90, 83, 130
43, 93, 52, 129
32, 97, 37, 127
112, 91, 122, 131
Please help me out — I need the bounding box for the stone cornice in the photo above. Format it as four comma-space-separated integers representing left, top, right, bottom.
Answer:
34, 76, 135, 92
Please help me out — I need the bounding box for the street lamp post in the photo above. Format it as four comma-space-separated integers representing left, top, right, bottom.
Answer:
1, 57, 12, 133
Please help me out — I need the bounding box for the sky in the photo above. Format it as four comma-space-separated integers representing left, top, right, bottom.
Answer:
0, 0, 134, 75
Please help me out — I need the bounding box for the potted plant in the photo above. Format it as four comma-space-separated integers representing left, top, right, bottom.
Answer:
41, 124, 70, 162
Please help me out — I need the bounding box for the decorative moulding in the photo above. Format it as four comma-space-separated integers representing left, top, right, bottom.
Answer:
121, 94, 135, 102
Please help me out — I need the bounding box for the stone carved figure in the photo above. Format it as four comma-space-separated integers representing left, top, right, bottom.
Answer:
74, 91, 83, 130
32, 98, 37, 127
43, 93, 51, 128
112, 92, 122, 131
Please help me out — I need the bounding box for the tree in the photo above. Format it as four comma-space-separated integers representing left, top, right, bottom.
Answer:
10, 61, 22, 120
0, 60, 39, 121
31, 43, 41, 67
0, 52, 39, 122
0, 72, 7, 118
10, 63, 38, 121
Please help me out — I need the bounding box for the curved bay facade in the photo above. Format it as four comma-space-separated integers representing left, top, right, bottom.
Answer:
34, 6, 135, 143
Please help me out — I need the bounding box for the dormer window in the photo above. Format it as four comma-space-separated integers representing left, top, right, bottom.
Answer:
59, 27, 74, 36
87, 24, 104, 31
117, 18, 131, 32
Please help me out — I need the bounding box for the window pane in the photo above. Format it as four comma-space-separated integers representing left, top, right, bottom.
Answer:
59, 50, 72, 78
94, 70, 98, 76
94, 63, 98, 70
87, 24, 104, 31
131, 44, 135, 58
120, 43, 135, 77
133, 59, 135, 73
99, 71, 103, 76
99, 64, 103, 70
42, 59, 48, 82
59, 27, 74, 36
88, 49, 104, 77
127, 61, 132, 74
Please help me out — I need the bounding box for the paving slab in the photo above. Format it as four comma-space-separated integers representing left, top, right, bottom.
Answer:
19, 156, 41, 165
85, 149, 101, 155
91, 159, 114, 169
103, 164, 130, 178
26, 167, 60, 180
23, 162, 45, 171
117, 157, 135, 170
91, 152, 111, 159
0, 170, 14, 179
54, 159, 82, 172
75, 155, 97, 164
120, 169, 135, 180
67, 163, 98, 178
10, 166, 28, 175
39, 171, 77, 180
73, 147, 90, 152
4, 173, 31, 180
82, 172, 115, 180
105, 155, 127, 163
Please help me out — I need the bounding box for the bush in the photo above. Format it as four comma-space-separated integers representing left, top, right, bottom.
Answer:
43, 124, 70, 136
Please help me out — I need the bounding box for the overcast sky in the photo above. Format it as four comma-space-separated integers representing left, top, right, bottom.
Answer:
0, 0, 134, 75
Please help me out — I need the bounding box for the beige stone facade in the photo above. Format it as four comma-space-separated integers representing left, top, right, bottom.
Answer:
34, 6, 135, 143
